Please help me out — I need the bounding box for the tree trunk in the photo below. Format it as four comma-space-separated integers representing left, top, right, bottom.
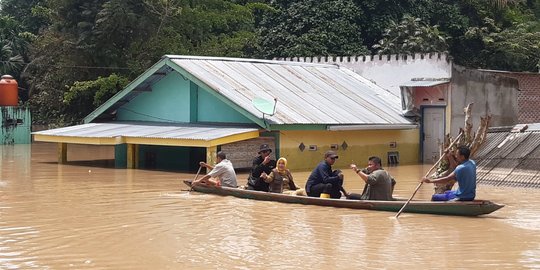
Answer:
432, 103, 491, 194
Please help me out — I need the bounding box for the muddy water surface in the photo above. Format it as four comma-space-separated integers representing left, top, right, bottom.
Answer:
1, 143, 539, 269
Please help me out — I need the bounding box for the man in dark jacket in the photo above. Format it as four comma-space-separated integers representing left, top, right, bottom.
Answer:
246, 144, 276, 191
305, 150, 344, 198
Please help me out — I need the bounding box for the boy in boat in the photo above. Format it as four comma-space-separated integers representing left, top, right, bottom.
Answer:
422, 145, 476, 201
348, 156, 395, 201
260, 157, 306, 195
245, 144, 276, 191
305, 150, 345, 198
191, 151, 237, 188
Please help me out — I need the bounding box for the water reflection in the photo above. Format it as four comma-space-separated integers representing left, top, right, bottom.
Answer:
0, 143, 538, 269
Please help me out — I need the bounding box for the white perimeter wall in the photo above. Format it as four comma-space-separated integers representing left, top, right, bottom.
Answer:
277, 53, 452, 97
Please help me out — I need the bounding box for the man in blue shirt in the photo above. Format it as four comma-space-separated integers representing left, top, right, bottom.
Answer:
305, 150, 344, 199
422, 146, 477, 201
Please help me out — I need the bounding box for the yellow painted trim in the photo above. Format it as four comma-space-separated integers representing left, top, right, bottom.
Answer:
127, 144, 139, 169
58, 143, 67, 164
125, 137, 209, 147
125, 131, 259, 147
207, 130, 260, 146
206, 146, 218, 174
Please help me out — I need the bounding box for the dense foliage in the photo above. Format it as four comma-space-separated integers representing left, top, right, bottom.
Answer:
372, 15, 449, 55
63, 74, 129, 124
0, 0, 538, 125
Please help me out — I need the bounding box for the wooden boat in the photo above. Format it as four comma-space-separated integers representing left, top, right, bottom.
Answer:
184, 182, 504, 216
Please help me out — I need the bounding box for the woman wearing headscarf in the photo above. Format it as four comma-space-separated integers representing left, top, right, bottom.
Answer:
261, 157, 306, 196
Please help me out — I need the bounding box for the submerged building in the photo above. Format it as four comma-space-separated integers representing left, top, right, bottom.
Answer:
278, 54, 521, 163
33, 55, 419, 171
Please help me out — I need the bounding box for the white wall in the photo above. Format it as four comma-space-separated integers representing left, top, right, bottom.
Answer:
277, 53, 452, 97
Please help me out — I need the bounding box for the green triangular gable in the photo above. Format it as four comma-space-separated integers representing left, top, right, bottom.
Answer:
84, 57, 267, 128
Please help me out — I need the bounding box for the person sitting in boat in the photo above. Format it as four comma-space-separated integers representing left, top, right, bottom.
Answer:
305, 150, 345, 199
191, 151, 237, 188
348, 156, 395, 201
260, 157, 307, 196
422, 146, 476, 201
245, 144, 276, 191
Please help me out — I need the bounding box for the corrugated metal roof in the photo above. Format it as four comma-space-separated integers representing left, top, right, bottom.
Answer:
474, 132, 512, 159
167, 55, 410, 126
492, 132, 531, 158
505, 133, 539, 158
476, 125, 540, 188
525, 123, 540, 132
505, 159, 540, 188
399, 79, 450, 87
33, 122, 259, 141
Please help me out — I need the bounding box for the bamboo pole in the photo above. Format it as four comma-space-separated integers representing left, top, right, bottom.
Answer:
395, 131, 464, 218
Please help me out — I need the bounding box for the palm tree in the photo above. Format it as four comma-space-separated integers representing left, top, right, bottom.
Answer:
0, 41, 24, 74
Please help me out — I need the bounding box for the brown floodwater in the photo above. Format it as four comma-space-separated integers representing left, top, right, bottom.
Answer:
0, 143, 539, 269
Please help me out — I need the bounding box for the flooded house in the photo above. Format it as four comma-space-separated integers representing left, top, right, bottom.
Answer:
279, 53, 522, 163
33, 55, 419, 171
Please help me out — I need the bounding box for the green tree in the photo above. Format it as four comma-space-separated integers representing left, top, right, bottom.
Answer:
0, 14, 38, 100
23, 0, 266, 125
6, 0, 539, 125
0, 15, 34, 73
486, 23, 540, 71
94, 0, 151, 68
373, 15, 449, 54
143, 0, 183, 36
459, 20, 540, 71
0, 15, 36, 59
63, 74, 129, 123
184, 0, 259, 56
24, 0, 124, 124
0, 42, 24, 74
0, 0, 50, 34
256, 0, 369, 58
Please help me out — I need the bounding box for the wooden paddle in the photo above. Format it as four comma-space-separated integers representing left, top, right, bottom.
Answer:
184, 165, 203, 192
395, 131, 464, 218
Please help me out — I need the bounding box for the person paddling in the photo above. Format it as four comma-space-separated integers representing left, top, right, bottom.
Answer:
422, 145, 477, 201
191, 151, 237, 188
